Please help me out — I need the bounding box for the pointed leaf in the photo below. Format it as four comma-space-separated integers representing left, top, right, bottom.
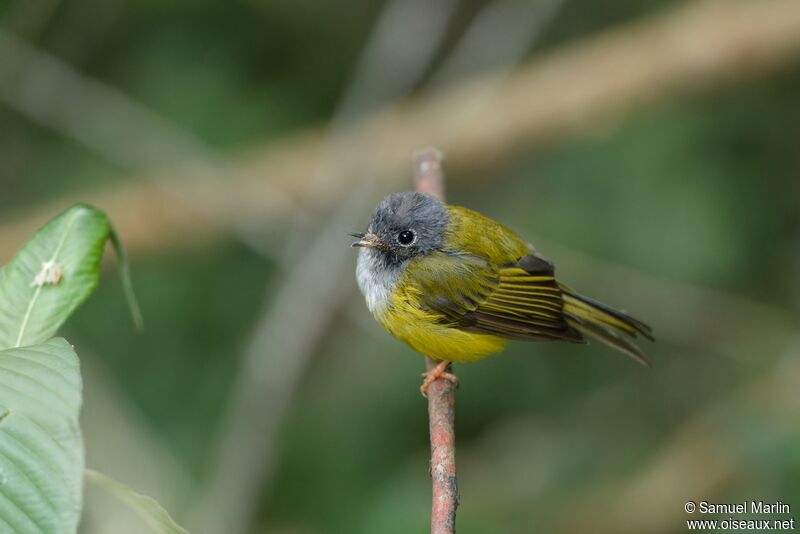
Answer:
0, 338, 84, 533
85, 469, 189, 534
0, 204, 141, 350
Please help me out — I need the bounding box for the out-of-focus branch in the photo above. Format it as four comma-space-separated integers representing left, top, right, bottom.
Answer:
414, 148, 459, 534
0, 30, 216, 170
415, 148, 447, 200
426, 0, 563, 89
0, 29, 300, 261
4, 0, 800, 260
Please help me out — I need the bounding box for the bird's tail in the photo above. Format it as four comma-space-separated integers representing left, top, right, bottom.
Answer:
560, 285, 654, 366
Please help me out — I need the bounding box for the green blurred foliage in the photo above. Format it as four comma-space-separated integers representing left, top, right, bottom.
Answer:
68, 243, 273, 472
1, 0, 799, 533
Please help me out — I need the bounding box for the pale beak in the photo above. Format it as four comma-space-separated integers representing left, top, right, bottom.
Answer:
350, 232, 382, 249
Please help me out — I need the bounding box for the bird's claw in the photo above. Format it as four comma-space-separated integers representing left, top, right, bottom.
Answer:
420, 361, 459, 397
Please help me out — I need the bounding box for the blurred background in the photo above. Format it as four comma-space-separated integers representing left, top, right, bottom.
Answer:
1, 0, 799, 532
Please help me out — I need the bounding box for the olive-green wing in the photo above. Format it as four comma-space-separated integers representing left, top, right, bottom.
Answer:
464, 260, 583, 342
410, 251, 583, 343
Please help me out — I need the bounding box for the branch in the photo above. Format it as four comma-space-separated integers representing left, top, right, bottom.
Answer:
414, 148, 459, 534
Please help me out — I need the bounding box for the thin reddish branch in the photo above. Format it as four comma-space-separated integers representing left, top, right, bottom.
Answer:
414, 147, 459, 534
425, 357, 459, 534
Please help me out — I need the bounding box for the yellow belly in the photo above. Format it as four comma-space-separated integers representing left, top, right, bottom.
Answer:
376, 293, 507, 363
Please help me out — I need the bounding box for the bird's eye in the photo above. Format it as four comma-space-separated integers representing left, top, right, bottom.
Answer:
397, 229, 416, 246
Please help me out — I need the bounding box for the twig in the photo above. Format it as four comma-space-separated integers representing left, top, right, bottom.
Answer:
414, 148, 459, 534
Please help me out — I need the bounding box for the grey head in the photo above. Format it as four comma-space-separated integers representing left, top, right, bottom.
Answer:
353, 192, 448, 313
351, 192, 448, 265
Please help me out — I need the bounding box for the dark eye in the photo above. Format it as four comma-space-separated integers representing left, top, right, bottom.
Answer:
397, 229, 416, 246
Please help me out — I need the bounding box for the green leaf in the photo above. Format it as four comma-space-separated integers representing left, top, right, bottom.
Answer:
0, 338, 84, 533
85, 469, 190, 534
0, 204, 142, 351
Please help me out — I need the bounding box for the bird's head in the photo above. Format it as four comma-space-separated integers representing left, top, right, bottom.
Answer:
351, 192, 447, 265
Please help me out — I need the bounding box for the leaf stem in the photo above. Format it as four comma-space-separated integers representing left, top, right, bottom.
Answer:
109, 225, 144, 332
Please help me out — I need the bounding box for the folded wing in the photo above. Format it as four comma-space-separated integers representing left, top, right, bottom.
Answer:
413, 251, 583, 343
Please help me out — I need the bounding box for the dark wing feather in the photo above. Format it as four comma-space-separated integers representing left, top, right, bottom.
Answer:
416, 251, 583, 343
461, 262, 583, 342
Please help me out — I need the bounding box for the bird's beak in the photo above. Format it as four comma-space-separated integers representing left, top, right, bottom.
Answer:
350, 232, 382, 249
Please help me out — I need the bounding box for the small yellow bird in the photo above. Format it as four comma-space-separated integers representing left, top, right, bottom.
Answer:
352, 192, 653, 393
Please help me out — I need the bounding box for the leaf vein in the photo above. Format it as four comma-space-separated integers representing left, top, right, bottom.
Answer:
13, 211, 83, 348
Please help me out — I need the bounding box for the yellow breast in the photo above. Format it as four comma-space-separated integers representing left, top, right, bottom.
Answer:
375, 282, 507, 363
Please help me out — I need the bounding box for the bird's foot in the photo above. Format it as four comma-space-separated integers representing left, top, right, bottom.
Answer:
420, 360, 459, 397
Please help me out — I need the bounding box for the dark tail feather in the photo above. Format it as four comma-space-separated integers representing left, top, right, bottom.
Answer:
560, 286, 653, 366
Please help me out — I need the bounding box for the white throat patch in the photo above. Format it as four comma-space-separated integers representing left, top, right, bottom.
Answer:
355, 247, 405, 315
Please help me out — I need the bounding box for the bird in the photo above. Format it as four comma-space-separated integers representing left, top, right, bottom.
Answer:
352, 192, 653, 394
